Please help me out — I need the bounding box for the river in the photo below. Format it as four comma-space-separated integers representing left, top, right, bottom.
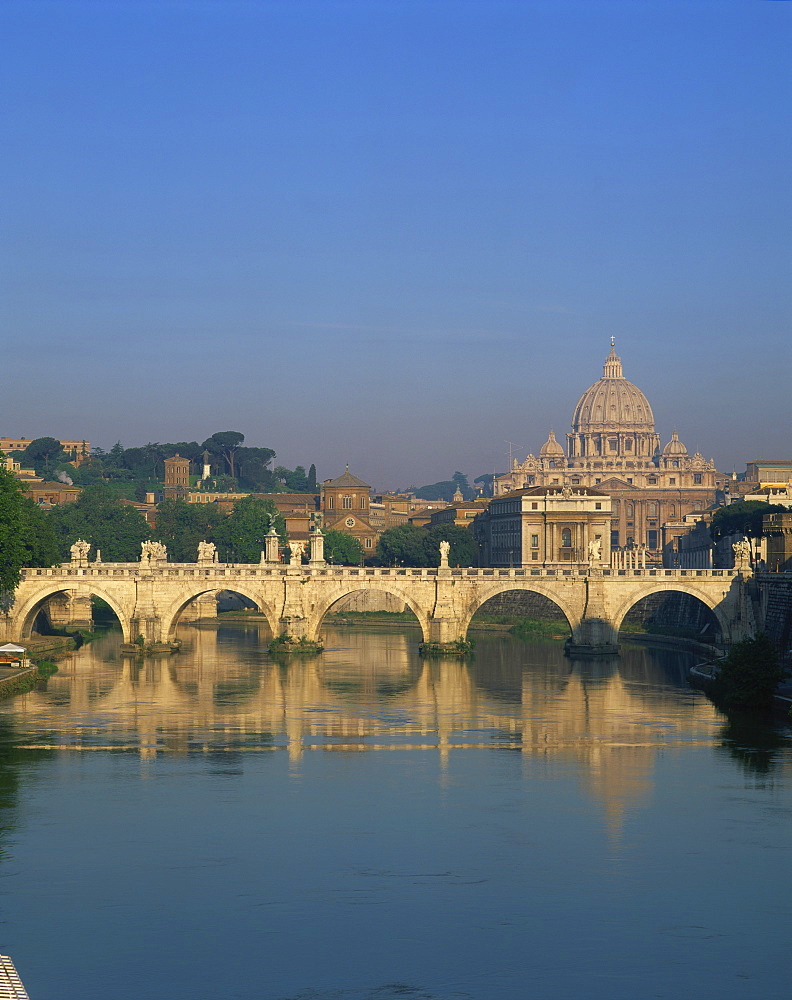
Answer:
0, 623, 790, 1000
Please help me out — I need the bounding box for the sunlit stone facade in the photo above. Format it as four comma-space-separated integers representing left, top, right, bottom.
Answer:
494, 342, 724, 557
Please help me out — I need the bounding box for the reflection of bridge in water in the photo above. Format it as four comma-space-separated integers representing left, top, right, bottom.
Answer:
3, 560, 758, 652
12, 626, 734, 838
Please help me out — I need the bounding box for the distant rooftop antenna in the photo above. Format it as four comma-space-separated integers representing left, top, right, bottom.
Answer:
505, 441, 522, 468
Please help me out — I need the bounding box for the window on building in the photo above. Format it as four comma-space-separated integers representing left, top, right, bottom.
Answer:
648, 530, 658, 549
532, 502, 538, 509
531, 534, 539, 548
328, 496, 334, 510
694, 474, 702, 485
561, 528, 572, 547
648, 476, 657, 485
626, 503, 634, 517
648, 502, 657, 517
595, 502, 602, 509
609, 439, 618, 452
669, 478, 676, 485
360, 496, 367, 509
342, 496, 352, 509
365, 537, 372, 548
669, 504, 676, 517
627, 477, 633, 484
595, 478, 601, 484
625, 439, 632, 450
611, 529, 619, 547
571, 477, 580, 484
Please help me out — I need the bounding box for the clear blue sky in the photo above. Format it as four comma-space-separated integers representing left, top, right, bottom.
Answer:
2, 0, 790, 489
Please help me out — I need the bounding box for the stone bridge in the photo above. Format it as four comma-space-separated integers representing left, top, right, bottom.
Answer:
0, 559, 759, 653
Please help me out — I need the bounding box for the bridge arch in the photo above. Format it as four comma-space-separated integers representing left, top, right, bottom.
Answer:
12, 583, 133, 643
161, 587, 280, 639
459, 582, 580, 640
305, 583, 433, 643
611, 583, 729, 642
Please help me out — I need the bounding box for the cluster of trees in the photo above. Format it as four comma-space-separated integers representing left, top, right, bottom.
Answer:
710, 501, 789, 541
0, 467, 60, 607
413, 471, 476, 502
376, 523, 477, 567
15, 432, 318, 500
0, 474, 369, 596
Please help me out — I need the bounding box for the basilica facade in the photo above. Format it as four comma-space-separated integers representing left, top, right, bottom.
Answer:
493, 342, 724, 557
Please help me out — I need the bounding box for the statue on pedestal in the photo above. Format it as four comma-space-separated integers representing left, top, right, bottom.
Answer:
439, 540, 450, 567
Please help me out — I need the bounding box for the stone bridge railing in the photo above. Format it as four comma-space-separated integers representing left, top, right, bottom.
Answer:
2, 561, 756, 655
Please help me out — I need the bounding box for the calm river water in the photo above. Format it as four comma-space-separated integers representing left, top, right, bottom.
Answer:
0, 624, 790, 1000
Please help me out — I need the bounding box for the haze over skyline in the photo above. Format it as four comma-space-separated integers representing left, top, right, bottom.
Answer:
2, 0, 790, 491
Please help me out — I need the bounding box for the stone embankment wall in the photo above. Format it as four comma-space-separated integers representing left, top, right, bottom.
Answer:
761, 577, 792, 663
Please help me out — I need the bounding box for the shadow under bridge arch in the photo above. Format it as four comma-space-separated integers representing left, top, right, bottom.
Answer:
613, 584, 728, 644
163, 587, 279, 639
461, 584, 578, 641
13, 583, 132, 643
306, 584, 432, 643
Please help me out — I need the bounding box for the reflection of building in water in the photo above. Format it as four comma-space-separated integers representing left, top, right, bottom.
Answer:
12, 628, 728, 836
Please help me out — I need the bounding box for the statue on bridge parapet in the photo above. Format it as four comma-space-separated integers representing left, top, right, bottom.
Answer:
140, 540, 168, 567
197, 540, 217, 564
732, 537, 752, 573
288, 540, 305, 567
439, 540, 450, 568
70, 539, 91, 567
588, 537, 602, 564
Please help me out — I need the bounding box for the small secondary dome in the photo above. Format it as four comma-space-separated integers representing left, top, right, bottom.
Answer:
539, 430, 565, 457
662, 430, 688, 457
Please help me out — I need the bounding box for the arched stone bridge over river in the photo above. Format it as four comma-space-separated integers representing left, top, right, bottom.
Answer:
1, 558, 765, 654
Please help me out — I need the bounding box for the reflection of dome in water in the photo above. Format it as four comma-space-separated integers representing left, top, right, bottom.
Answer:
571, 342, 655, 432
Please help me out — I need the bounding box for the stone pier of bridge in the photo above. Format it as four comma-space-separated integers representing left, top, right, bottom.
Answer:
0, 559, 759, 655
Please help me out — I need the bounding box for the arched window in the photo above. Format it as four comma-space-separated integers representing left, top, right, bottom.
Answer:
648, 501, 657, 517
342, 496, 352, 509
626, 503, 634, 518
561, 528, 572, 547
669, 504, 676, 518
359, 496, 367, 509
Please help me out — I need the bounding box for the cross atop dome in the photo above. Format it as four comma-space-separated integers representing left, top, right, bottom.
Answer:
603, 340, 623, 379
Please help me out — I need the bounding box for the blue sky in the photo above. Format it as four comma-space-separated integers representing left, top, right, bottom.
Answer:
2, 0, 790, 489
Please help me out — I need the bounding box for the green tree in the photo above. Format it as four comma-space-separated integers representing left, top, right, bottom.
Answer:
236, 446, 277, 491
202, 431, 245, 479
709, 634, 786, 714
323, 529, 363, 566
285, 466, 309, 492
20, 437, 65, 476
16, 494, 60, 568
424, 523, 478, 567
414, 472, 475, 502
0, 466, 37, 606
307, 464, 317, 492
47, 484, 151, 561
710, 501, 788, 542
154, 499, 224, 562
214, 495, 284, 562
377, 524, 431, 566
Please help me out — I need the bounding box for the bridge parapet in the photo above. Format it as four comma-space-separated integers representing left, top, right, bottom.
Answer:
5, 561, 753, 653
